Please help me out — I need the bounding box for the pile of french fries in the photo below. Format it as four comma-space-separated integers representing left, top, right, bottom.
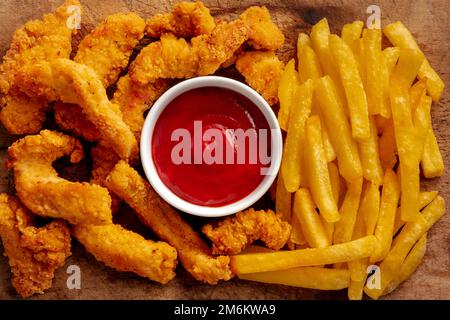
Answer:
231, 19, 446, 300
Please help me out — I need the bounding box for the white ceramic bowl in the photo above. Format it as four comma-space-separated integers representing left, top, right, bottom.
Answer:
140, 76, 282, 218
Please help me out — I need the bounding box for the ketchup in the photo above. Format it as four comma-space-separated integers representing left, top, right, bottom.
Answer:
152, 87, 271, 207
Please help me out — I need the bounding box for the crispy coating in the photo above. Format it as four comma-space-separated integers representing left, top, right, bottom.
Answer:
55, 13, 146, 141
202, 208, 291, 255
0, 194, 71, 298
73, 223, 177, 284
112, 75, 170, 139
130, 19, 249, 84
7, 130, 112, 225
240, 6, 285, 50
17, 59, 138, 160
0, 0, 79, 134
235, 51, 285, 106
105, 161, 233, 285
146, 1, 216, 38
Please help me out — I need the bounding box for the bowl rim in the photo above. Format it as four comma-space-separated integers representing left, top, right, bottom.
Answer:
140, 76, 282, 218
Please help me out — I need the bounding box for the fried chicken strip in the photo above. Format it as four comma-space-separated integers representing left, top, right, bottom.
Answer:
202, 208, 291, 255
54, 12, 146, 141
0, 0, 79, 134
146, 1, 216, 38
7, 130, 112, 225
73, 223, 177, 284
104, 161, 233, 285
17, 59, 138, 160
0, 194, 71, 298
235, 51, 285, 106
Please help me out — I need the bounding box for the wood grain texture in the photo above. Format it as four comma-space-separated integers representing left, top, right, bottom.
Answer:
0, 0, 449, 300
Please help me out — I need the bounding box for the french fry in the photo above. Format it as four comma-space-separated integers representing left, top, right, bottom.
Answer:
393, 48, 425, 88
422, 127, 444, 178
310, 18, 347, 110
304, 115, 340, 223
351, 38, 366, 83
348, 280, 365, 300
363, 29, 387, 116
278, 59, 299, 131
382, 47, 400, 75
294, 188, 331, 248
364, 196, 445, 299
333, 177, 363, 244
383, 233, 427, 295
329, 34, 370, 140
275, 174, 292, 222
358, 117, 384, 184
238, 267, 350, 290
281, 79, 313, 192
409, 78, 428, 111
321, 123, 337, 162
413, 94, 431, 154
383, 21, 445, 101
297, 33, 323, 82
230, 235, 377, 274
328, 162, 340, 205
390, 74, 420, 221
290, 214, 308, 246
360, 182, 381, 236
341, 21, 364, 46
370, 169, 400, 263
393, 191, 438, 235
379, 120, 397, 170
315, 76, 362, 182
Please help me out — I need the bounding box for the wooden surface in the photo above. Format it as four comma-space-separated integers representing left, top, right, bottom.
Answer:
0, 0, 449, 300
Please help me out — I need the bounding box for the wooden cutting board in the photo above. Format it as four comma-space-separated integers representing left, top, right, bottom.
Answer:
0, 0, 448, 300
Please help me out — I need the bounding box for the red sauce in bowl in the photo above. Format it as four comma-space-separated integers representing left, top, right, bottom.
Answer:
152, 87, 272, 207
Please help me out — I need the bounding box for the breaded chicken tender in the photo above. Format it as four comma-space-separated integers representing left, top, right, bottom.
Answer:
146, 1, 216, 38
240, 6, 285, 50
130, 19, 248, 84
202, 208, 291, 255
73, 223, 177, 284
17, 59, 138, 160
54, 12, 146, 141
235, 51, 285, 106
0, 194, 71, 298
7, 130, 112, 225
0, 0, 79, 134
112, 76, 170, 139
105, 161, 233, 285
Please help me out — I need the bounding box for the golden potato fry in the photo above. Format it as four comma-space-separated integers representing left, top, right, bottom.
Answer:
390, 75, 420, 221
363, 29, 388, 116
298, 43, 323, 83
364, 196, 445, 299
422, 127, 444, 178
230, 235, 377, 274
280, 79, 313, 192
278, 59, 299, 131
382, 47, 400, 75
329, 34, 370, 140
360, 182, 381, 236
238, 267, 350, 290
333, 177, 363, 244
393, 48, 425, 88
383, 21, 445, 101
275, 174, 292, 222
341, 21, 364, 46
379, 120, 397, 170
370, 169, 400, 263
351, 38, 366, 83
315, 76, 362, 182
304, 115, 340, 223
294, 188, 331, 248
409, 78, 428, 111
310, 18, 347, 110
358, 117, 383, 184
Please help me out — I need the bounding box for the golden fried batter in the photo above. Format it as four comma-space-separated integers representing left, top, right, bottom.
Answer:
73, 223, 177, 284
202, 208, 291, 255
17, 59, 138, 160
130, 19, 248, 84
146, 1, 216, 38
105, 161, 233, 285
54, 12, 146, 141
240, 6, 285, 50
0, 0, 79, 134
235, 51, 285, 106
7, 130, 112, 225
0, 194, 71, 298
